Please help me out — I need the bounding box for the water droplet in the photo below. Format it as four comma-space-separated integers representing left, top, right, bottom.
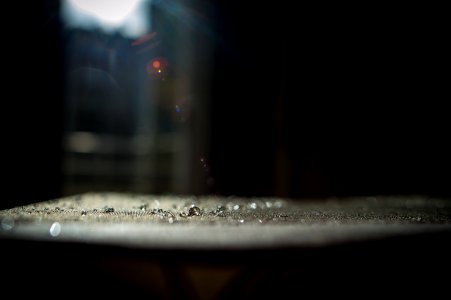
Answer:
258, 219, 263, 223
212, 205, 226, 217
233, 204, 240, 211
274, 200, 284, 208
239, 219, 244, 223
1, 217, 15, 231
265, 201, 273, 208
103, 207, 114, 213
188, 206, 201, 216
168, 217, 174, 224
249, 202, 257, 209
49, 222, 61, 237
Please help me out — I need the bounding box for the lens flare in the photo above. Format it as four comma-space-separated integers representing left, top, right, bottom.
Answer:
152, 60, 161, 69
147, 57, 168, 78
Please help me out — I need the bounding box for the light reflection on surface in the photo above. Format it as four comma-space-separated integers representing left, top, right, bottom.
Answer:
1, 218, 14, 231
49, 222, 62, 237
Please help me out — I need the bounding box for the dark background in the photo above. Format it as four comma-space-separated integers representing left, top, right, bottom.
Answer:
3, 1, 449, 209
209, 2, 449, 199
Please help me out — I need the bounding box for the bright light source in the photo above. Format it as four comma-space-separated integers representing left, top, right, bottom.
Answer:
63, 0, 148, 38
69, 0, 141, 25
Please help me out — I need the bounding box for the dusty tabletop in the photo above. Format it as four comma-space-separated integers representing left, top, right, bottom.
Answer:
1, 193, 450, 249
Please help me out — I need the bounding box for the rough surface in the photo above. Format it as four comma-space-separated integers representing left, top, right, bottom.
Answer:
1, 193, 450, 249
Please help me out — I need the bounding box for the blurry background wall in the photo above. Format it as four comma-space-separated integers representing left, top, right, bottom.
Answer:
3, 1, 449, 209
